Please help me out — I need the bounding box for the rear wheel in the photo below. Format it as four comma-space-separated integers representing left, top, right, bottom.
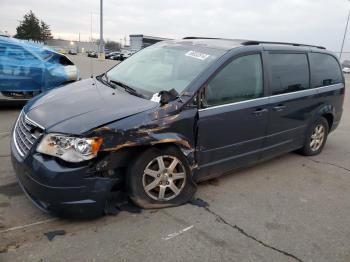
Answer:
127, 147, 196, 209
299, 117, 329, 156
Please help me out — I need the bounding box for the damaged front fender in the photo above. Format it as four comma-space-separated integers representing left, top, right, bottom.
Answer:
90, 104, 198, 174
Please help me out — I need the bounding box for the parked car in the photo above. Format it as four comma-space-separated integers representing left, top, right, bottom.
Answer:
343, 67, 350, 74
87, 51, 97, 58
118, 52, 133, 61
0, 36, 79, 102
68, 49, 77, 55
11, 38, 345, 217
52, 46, 67, 54
106, 51, 120, 59
109, 54, 122, 60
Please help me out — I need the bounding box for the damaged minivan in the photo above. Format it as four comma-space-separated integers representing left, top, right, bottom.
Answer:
11, 37, 345, 216
0, 36, 79, 102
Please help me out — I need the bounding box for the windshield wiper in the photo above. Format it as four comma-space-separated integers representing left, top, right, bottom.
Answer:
96, 73, 115, 89
98, 74, 145, 98
109, 80, 145, 98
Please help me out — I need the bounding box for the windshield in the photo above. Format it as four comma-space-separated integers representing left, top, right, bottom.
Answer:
106, 42, 225, 98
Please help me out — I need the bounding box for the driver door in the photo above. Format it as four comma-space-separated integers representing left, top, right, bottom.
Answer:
196, 53, 269, 180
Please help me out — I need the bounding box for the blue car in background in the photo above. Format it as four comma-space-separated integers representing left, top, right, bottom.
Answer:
0, 36, 79, 103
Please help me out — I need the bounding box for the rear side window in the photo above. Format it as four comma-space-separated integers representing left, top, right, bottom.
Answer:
5, 44, 36, 60
206, 54, 263, 106
269, 53, 309, 95
309, 53, 343, 88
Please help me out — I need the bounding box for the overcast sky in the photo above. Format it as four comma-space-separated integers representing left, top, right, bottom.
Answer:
1, 0, 349, 52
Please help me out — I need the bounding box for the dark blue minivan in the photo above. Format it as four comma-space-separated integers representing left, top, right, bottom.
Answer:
11, 38, 345, 216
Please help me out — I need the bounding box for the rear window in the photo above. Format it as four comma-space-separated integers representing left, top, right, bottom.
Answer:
309, 53, 343, 88
269, 53, 309, 95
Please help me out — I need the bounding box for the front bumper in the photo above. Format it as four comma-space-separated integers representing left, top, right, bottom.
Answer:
11, 138, 120, 217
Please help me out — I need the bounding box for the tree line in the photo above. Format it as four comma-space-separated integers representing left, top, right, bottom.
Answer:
15, 10, 53, 42
14, 11, 122, 51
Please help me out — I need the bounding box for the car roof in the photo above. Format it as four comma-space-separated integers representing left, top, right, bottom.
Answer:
165, 37, 330, 54
0, 36, 62, 58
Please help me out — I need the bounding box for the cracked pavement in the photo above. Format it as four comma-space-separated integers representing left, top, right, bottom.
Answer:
0, 56, 350, 262
202, 206, 304, 262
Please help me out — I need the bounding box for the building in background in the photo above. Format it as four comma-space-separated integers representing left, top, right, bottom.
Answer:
129, 34, 171, 51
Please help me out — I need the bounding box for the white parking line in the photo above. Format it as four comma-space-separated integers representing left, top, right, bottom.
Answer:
162, 225, 194, 240
0, 218, 58, 234
0, 131, 10, 135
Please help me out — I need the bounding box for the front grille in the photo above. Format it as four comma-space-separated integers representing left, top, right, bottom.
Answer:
13, 112, 44, 157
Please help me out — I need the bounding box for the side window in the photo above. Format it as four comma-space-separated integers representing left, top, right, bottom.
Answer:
5, 44, 36, 60
309, 53, 343, 88
206, 54, 263, 106
269, 53, 309, 95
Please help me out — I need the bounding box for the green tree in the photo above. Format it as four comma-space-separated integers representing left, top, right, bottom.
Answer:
15, 11, 52, 42
40, 21, 53, 42
105, 40, 121, 51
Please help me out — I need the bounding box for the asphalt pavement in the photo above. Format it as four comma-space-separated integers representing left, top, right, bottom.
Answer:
0, 55, 350, 262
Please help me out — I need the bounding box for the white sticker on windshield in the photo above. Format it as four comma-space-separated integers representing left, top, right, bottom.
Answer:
185, 51, 210, 60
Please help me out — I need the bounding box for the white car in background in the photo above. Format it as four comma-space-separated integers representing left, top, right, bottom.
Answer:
342, 67, 350, 74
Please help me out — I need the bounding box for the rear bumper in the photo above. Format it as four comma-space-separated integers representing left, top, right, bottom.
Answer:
11, 138, 120, 217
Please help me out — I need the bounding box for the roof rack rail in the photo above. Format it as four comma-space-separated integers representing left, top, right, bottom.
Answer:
182, 37, 326, 50
183, 37, 230, 40
241, 40, 326, 50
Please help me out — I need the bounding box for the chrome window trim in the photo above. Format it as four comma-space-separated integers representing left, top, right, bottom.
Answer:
199, 83, 344, 112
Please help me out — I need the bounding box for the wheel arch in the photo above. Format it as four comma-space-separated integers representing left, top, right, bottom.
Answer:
312, 104, 335, 130
94, 132, 196, 175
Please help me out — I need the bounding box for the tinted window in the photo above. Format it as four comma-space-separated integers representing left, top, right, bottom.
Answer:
206, 54, 263, 106
269, 53, 309, 95
309, 53, 342, 87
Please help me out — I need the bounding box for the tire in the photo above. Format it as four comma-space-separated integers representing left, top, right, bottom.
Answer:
127, 146, 196, 209
299, 117, 329, 156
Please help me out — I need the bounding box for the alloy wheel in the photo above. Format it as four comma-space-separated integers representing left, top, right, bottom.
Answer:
310, 124, 325, 151
142, 155, 186, 201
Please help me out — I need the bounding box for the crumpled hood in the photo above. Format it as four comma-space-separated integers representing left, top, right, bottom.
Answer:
24, 78, 158, 134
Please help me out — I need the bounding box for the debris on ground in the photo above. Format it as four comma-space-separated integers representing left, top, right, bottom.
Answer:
44, 230, 66, 241
0, 242, 20, 253
189, 198, 209, 207
104, 192, 142, 216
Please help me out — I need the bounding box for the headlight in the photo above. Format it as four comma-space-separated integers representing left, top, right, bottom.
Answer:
37, 134, 103, 163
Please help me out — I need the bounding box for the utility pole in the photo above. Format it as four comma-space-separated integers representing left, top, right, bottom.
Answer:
340, 1, 350, 61
90, 12, 92, 42
78, 32, 80, 53
99, 0, 105, 60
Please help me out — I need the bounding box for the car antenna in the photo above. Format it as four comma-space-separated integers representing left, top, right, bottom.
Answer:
89, 12, 94, 78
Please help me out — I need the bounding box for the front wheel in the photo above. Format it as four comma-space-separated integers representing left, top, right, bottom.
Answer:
299, 117, 329, 156
127, 147, 196, 209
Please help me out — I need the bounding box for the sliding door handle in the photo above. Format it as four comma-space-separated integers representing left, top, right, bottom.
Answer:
253, 108, 268, 116
272, 105, 286, 111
